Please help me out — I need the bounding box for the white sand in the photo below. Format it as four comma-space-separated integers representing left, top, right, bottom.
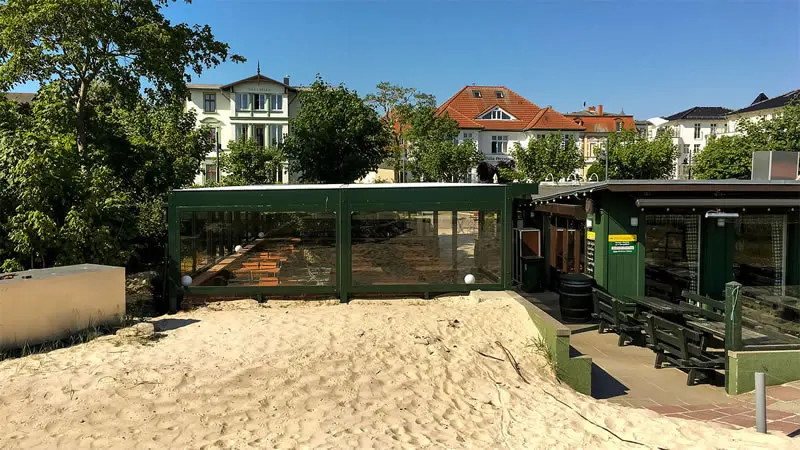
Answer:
0, 294, 792, 449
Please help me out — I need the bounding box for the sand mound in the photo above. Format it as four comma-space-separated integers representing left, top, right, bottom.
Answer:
0, 294, 791, 448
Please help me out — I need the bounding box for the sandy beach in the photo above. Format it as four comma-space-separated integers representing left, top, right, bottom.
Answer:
0, 294, 792, 449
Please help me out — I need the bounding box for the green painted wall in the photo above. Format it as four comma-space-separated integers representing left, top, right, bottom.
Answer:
507, 291, 592, 395
599, 192, 644, 298
591, 208, 608, 291
727, 349, 800, 395
787, 212, 800, 288
700, 219, 735, 298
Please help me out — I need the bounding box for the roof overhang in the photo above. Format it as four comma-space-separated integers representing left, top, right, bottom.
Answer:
221, 74, 295, 91
636, 198, 800, 208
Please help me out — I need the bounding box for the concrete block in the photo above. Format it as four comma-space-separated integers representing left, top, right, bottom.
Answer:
0, 264, 125, 350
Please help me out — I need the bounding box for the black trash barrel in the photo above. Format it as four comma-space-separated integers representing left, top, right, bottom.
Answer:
558, 273, 593, 323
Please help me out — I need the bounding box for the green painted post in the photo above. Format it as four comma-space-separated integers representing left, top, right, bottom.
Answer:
167, 194, 180, 313
725, 281, 743, 352
338, 190, 351, 303
502, 188, 512, 289
451, 210, 458, 270
191, 212, 197, 273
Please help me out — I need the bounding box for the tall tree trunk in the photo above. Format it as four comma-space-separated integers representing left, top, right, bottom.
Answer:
75, 80, 89, 155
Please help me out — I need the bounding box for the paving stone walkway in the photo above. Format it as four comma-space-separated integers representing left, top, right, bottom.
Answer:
522, 292, 800, 437
649, 382, 800, 436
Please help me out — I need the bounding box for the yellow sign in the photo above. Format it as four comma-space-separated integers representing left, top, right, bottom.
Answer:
608, 234, 636, 243
587, 231, 596, 241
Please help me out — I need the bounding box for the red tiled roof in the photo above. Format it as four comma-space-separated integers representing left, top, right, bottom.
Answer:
436, 86, 584, 131
566, 114, 637, 133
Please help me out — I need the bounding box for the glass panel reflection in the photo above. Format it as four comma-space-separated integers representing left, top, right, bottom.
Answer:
351, 211, 501, 286
180, 212, 336, 287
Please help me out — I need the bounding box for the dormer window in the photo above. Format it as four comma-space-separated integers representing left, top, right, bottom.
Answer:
478, 106, 514, 120
472, 90, 482, 98
495, 91, 504, 98
615, 120, 623, 132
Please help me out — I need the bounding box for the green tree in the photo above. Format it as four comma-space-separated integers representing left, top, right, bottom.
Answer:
691, 135, 751, 180
220, 138, 284, 185
736, 100, 800, 153
365, 82, 436, 182
411, 140, 483, 182
600, 129, 677, 179
0, 0, 242, 155
283, 77, 390, 184
510, 134, 582, 182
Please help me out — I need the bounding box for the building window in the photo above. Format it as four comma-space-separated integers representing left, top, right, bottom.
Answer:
724, 123, 729, 134
644, 215, 700, 300
472, 90, 482, 98
710, 123, 717, 136
269, 124, 283, 147
209, 127, 218, 149
203, 93, 216, 112
253, 125, 266, 147
205, 163, 217, 184
694, 123, 701, 139
480, 108, 511, 120
693, 144, 701, 154
491, 135, 508, 154
462, 132, 473, 142
683, 144, 689, 155
252, 94, 266, 111
235, 123, 249, 141
270, 94, 283, 111
236, 93, 249, 111
495, 91, 504, 98
615, 120, 623, 132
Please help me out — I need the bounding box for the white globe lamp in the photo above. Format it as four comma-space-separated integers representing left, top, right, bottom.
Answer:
181, 275, 192, 287
258, 232, 265, 238
234, 245, 243, 253
464, 274, 476, 285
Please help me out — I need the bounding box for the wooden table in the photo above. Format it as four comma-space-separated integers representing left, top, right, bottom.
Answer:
686, 319, 767, 341
628, 296, 700, 316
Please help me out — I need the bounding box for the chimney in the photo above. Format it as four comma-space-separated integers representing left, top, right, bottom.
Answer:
597, 104, 604, 116
283, 75, 290, 86
587, 106, 596, 113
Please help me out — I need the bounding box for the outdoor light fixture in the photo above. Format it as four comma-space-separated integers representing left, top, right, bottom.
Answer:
705, 211, 739, 228
704, 211, 740, 219
630, 217, 639, 227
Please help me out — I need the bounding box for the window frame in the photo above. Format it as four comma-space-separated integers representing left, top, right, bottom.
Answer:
270, 94, 283, 112
491, 135, 509, 154
694, 123, 701, 139
203, 93, 216, 113
235, 93, 250, 111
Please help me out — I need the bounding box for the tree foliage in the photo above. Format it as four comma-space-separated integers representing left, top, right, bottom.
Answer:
691, 135, 751, 180
404, 106, 483, 182
0, 0, 242, 154
594, 129, 677, 179
221, 138, 284, 185
692, 101, 800, 179
283, 77, 390, 184
510, 134, 582, 182
0, 0, 232, 271
365, 82, 436, 181
411, 139, 483, 182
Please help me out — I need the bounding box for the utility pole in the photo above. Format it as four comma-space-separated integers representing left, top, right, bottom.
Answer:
216, 143, 221, 183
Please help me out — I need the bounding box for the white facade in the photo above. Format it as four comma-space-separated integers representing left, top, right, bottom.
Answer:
186, 75, 297, 185
725, 107, 781, 136
660, 119, 728, 179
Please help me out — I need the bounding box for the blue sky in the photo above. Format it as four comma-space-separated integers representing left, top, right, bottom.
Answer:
12, 0, 800, 118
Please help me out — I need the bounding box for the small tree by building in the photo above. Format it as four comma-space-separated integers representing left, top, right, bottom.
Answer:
510, 134, 582, 182
282, 77, 390, 184
587, 129, 676, 179
220, 138, 284, 185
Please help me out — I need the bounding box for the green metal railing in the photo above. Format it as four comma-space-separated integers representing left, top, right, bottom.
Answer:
167, 183, 538, 311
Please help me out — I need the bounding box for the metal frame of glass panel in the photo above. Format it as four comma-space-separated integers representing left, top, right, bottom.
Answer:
168, 183, 539, 311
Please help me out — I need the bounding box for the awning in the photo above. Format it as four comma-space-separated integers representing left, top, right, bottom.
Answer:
636, 198, 800, 208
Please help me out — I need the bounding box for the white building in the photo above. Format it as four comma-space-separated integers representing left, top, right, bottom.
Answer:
659, 107, 732, 179
186, 73, 299, 185
433, 86, 583, 180
725, 89, 800, 135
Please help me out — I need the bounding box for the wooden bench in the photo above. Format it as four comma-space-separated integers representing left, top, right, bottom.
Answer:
682, 290, 724, 322
644, 313, 725, 386
592, 289, 641, 346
